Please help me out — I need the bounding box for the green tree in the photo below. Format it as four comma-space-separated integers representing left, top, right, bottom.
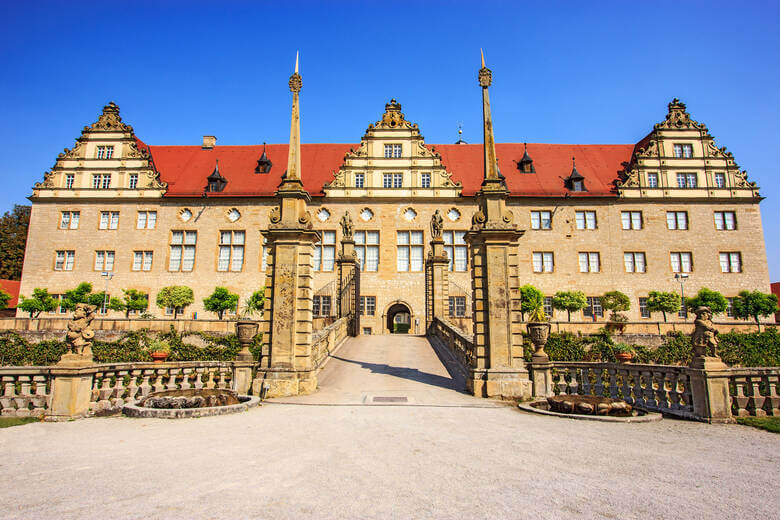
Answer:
552, 291, 587, 322
241, 289, 266, 318
519, 284, 545, 321
601, 291, 630, 312
0, 288, 10, 310
686, 287, 728, 315
733, 290, 779, 332
156, 286, 194, 319
121, 289, 149, 318
89, 291, 125, 313
203, 287, 239, 320
0, 205, 30, 280
61, 282, 94, 310
18, 288, 57, 318
647, 291, 681, 322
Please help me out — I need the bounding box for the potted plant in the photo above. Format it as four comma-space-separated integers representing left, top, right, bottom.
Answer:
147, 339, 172, 363
613, 343, 634, 363
234, 290, 265, 360
526, 304, 551, 362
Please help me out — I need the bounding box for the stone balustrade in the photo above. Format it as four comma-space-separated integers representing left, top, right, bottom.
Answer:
550, 362, 695, 419
728, 368, 780, 417
312, 317, 349, 369
428, 317, 475, 369
0, 367, 52, 417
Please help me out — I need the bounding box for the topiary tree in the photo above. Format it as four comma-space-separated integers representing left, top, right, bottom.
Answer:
156, 286, 194, 319
552, 291, 587, 322
685, 287, 728, 315
203, 287, 239, 320
601, 290, 630, 322
519, 284, 545, 321
61, 282, 94, 310
89, 291, 125, 314
0, 289, 11, 310
121, 289, 149, 318
733, 290, 779, 332
647, 291, 681, 322
17, 288, 57, 318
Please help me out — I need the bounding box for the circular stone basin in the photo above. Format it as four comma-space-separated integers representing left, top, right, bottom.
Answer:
518, 396, 662, 423
123, 389, 260, 419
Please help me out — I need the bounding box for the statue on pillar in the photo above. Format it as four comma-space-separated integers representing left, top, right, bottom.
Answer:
692, 306, 718, 358
431, 209, 444, 240
340, 211, 353, 241
65, 303, 97, 358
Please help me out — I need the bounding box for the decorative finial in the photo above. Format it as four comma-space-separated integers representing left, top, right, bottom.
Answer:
295, 51, 299, 74
289, 52, 302, 93
478, 49, 492, 87
480, 48, 485, 68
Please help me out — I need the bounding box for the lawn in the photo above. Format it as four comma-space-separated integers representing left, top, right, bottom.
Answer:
736, 416, 780, 433
0, 416, 39, 428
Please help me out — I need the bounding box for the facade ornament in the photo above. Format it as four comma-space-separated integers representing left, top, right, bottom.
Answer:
655, 98, 706, 131
374, 98, 413, 130
340, 211, 354, 240
430, 209, 444, 239
89, 102, 132, 132
692, 306, 719, 358
65, 303, 97, 359
269, 206, 281, 224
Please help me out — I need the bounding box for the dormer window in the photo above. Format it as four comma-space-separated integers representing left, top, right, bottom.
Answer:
255, 143, 272, 173
384, 144, 402, 158
673, 143, 693, 158
96, 145, 114, 159
564, 157, 586, 192
517, 143, 535, 173
205, 160, 228, 193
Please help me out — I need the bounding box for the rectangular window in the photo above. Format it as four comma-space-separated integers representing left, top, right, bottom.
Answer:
543, 296, 553, 318
421, 173, 431, 188
575, 211, 597, 230
673, 143, 693, 158
59, 211, 80, 230
714, 172, 726, 188
448, 296, 466, 317
313, 230, 336, 271
384, 144, 402, 158
359, 296, 376, 316
102, 175, 112, 189
94, 250, 115, 272
719, 252, 742, 273
99, 211, 120, 230
169, 230, 197, 271
383, 174, 392, 188
261, 237, 268, 271
639, 297, 650, 318
55, 250, 75, 271
531, 211, 552, 230
355, 173, 364, 188
313, 295, 332, 317
96, 145, 114, 159
92, 175, 101, 189
676, 172, 697, 188
726, 297, 735, 318
129, 174, 138, 189
136, 211, 157, 229
443, 231, 467, 271
624, 252, 647, 273
132, 251, 153, 271
363, 328, 372, 335
647, 173, 658, 188
397, 231, 424, 272
355, 231, 380, 272
714, 211, 736, 230
532, 252, 554, 273
666, 211, 688, 230
218, 230, 245, 272
578, 252, 600, 273
165, 306, 175, 316
583, 297, 603, 318
670, 252, 693, 273
621, 211, 643, 230
392, 173, 403, 188
65, 174, 75, 189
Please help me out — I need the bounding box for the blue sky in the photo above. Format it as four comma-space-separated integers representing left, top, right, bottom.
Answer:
1, 1, 778, 280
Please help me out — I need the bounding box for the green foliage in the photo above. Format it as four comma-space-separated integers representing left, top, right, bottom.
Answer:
17, 288, 57, 318
203, 287, 239, 320
519, 284, 544, 319
0, 289, 10, 310
718, 327, 780, 367
736, 416, 780, 434
121, 289, 149, 318
651, 332, 693, 366
613, 343, 635, 354
647, 291, 681, 322
0, 332, 66, 365
394, 323, 411, 333
0, 416, 39, 428
686, 287, 728, 315
0, 205, 30, 280
241, 289, 266, 318
601, 291, 630, 312
552, 291, 587, 322
61, 282, 94, 310
733, 291, 779, 329
156, 286, 194, 318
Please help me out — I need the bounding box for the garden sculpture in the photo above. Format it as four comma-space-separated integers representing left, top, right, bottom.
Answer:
692, 306, 718, 358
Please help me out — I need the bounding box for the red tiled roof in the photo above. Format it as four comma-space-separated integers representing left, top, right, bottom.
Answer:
147, 142, 635, 198
771, 282, 780, 297
0, 279, 20, 308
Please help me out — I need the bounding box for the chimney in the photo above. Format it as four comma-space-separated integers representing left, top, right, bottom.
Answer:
202, 135, 217, 149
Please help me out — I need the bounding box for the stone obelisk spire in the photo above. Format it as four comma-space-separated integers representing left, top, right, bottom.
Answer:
286, 51, 302, 182
479, 49, 501, 184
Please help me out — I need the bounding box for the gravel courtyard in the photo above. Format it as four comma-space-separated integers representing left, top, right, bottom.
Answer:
1, 336, 777, 519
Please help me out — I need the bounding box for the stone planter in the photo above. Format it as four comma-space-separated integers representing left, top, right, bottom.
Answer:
235, 320, 259, 361
527, 322, 551, 362
615, 352, 633, 363
150, 351, 169, 364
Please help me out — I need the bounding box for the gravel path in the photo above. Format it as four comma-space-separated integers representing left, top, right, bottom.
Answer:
1, 335, 777, 519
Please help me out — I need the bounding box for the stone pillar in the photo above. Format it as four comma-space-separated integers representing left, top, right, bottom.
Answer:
232, 361, 254, 396
425, 237, 449, 330
48, 366, 95, 421
336, 237, 358, 334
529, 361, 554, 398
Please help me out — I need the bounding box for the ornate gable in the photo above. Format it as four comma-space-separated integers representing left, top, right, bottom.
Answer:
323, 100, 461, 198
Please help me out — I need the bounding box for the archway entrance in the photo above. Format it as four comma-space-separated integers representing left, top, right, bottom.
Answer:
386, 303, 411, 334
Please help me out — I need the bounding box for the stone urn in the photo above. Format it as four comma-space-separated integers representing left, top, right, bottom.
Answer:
615, 352, 633, 364
235, 319, 259, 361
527, 322, 551, 362
150, 351, 169, 364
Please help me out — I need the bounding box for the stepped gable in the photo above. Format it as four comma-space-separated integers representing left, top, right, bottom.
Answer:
148, 142, 634, 198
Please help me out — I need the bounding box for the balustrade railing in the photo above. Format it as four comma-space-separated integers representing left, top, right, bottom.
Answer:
0, 367, 52, 417
550, 362, 695, 419
429, 318, 475, 369
312, 317, 349, 369
728, 368, 779, 417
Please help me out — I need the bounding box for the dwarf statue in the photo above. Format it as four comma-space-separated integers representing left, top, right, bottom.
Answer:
66, 303, 97, 358
692, 306, 718, 358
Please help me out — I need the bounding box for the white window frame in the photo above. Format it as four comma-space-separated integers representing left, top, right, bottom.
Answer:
354, 231, 380, 272
96, 145, 114, 159
94, 250, 115, 272
132, 251, 153, 272
59, 211, 80, 230
578, 252, 600, 273
169, 230, 197, 272
65, 174, 75, 189
575, 211, 597, 230
532, 252, 554, 273
313, 231, 336, 272
129, 173, 139, 189
443, 231, 467, 272
531, 211, 552, 230
218, 230, 246, 272
136, 211, 157, 230
397, 231, 424, 272
647, 173, 658, 188
355, 173, 364, 188
621, 211, 642, 230
449, 296, 467, 317
666, 211, 688, 230
670, 252, 693, 273
359, 296, 376, 316
673, 143, 693, 158
55, 250, 75, 271
719, 252, 742, 273
421, 173, 431, 188
714, 211, 736, 231
639, 297, 650, 318
624, 252, 646, 273
384, 144, 402, 158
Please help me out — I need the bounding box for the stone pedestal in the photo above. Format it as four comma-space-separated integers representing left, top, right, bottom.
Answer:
47, 367, 94, 421
529, 361, 554, 398
689, 356, 734, 423
425, 237, 449, 330
232, 361, 254, 395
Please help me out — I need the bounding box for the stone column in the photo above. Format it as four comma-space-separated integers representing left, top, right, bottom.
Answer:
336, 237, 358, 332
425, 236, 449, 330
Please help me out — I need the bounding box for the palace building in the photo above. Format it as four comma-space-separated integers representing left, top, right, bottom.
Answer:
18, 70, 771, 333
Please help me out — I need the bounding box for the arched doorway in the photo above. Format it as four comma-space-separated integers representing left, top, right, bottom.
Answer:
386, 303, 412, 334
